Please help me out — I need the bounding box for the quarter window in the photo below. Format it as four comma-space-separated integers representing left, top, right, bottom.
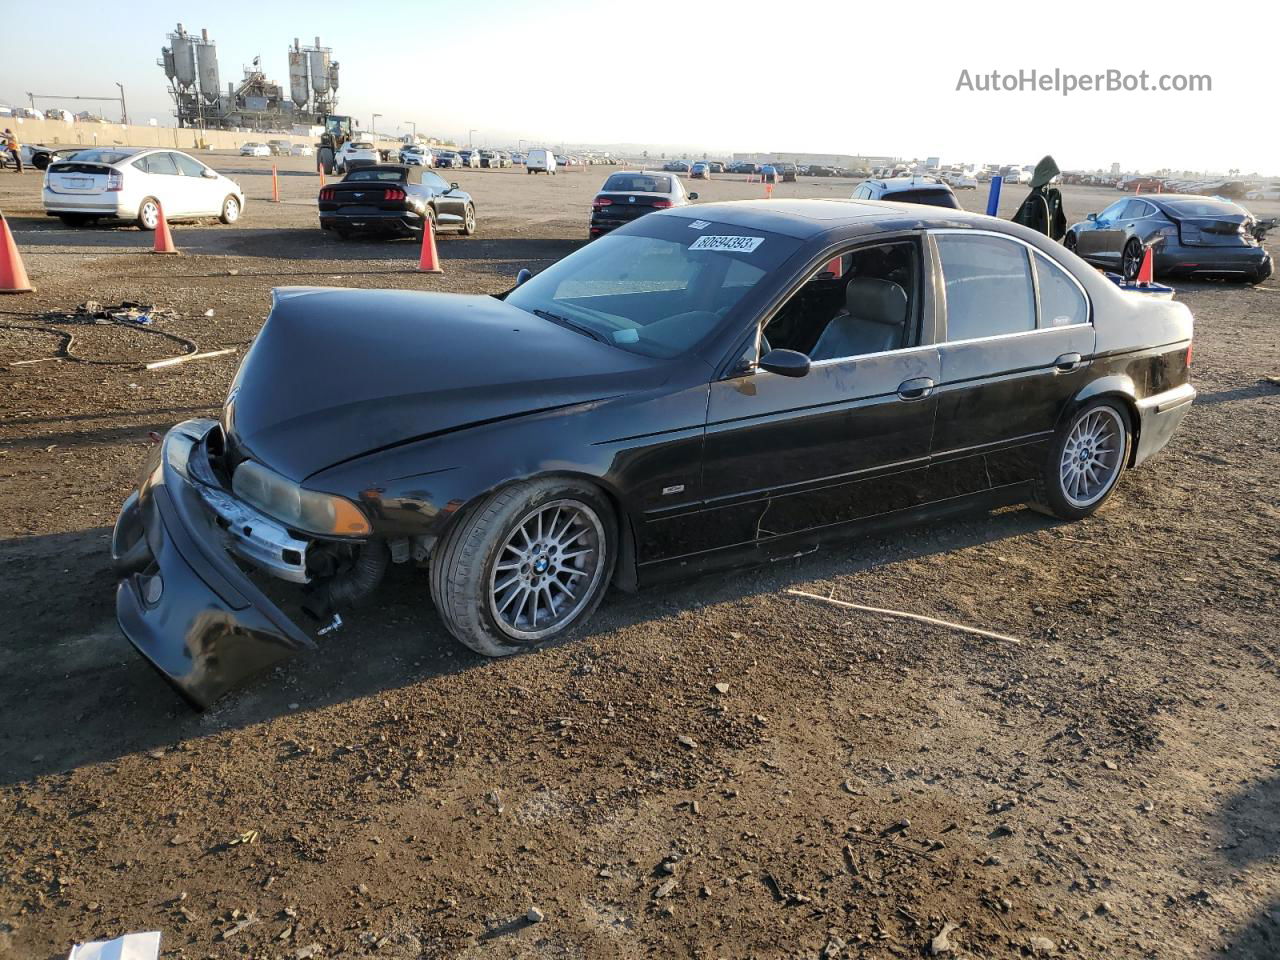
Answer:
1034, 252, 1089, 328
936, 234, 1036, 341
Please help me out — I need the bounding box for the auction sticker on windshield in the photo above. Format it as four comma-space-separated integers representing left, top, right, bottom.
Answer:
690, 235, 765, 253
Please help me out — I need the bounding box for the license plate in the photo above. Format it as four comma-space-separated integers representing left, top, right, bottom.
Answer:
69, 178, 92, 188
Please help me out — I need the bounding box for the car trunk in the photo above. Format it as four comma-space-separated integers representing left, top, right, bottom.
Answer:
1175, 214, 1253, 248
593, 193, 671, 222
319, 181, 407, 213
46, 162, 115, 195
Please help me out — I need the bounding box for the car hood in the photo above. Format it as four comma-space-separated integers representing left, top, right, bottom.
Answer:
223, 287, 657, 481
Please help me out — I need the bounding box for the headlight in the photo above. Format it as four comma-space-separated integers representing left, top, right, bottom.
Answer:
232, 460, 371, 536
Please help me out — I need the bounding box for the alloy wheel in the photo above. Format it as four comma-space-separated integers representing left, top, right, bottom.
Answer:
1059, 407, 1125, 508
140, 201, 159, 230
488, 499, 605, 641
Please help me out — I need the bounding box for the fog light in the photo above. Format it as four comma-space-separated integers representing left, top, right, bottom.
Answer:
141, 573, 164, 606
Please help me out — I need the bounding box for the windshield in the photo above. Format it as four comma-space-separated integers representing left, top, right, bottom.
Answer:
505, 217, 801, 359
603, 174, 672, 193
1163, 198, 1245, 218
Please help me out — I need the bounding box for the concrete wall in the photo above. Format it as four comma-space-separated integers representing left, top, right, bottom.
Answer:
3, 116, 412, 154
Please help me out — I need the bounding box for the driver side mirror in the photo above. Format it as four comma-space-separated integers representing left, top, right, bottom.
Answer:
515, 268, 532, 287
450, 181, 459, 192
1086, 212, 1098, 221
688, 192, 699, 200
202, 169, 217, 179
758, 348, 811, 378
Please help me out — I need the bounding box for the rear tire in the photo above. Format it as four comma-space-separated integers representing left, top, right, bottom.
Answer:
1033, 399, 1130, 521
137, 197, 161, 231
1122, 238, 1144, 281
429, 478, 617, 657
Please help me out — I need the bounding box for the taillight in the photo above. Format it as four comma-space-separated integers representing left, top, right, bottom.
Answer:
651, 199, 673, 209
319, 187, 334, 201
106, 172, 123, 192
384, 187, 405, 201
592, 196, 612, 208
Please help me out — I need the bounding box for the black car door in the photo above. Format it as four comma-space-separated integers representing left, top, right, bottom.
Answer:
1078, 198, 1131, 262
421, 169, 466, 226
925, 231, 1094, 498
699, 237, 940, 553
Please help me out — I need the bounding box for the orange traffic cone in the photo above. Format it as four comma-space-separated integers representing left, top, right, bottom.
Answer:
1136, 246, 1154, 286
0, 212, 35, 293
151, 201, 178, 255
271, 164, 280, 203
417, 215, 442, 274
318, 166, 326, 188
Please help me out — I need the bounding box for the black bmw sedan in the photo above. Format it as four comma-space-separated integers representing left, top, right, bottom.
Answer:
113, 199, 1196, 707
1065, 193, 1272, 283
319, 164, 476, 239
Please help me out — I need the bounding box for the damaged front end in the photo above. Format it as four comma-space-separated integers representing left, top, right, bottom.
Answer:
112, 419, 386, 708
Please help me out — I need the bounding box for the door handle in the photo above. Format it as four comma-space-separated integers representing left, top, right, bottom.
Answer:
1054, 353, 1083, 373
896, 377, 935, 401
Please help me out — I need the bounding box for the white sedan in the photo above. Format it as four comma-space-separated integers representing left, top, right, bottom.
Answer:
239, 142, 271, 158
1245, 186, 1280, 201
42, 147, 245, 229
290, 143, 314, 157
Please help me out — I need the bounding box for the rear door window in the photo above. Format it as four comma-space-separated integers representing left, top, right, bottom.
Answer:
936, 234, 1036, 341
1033, 252, 1089, 328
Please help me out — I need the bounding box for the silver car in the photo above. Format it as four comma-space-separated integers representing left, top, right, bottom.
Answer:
42, 147, 245, 229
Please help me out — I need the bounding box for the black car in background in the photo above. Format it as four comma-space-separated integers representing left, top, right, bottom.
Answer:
774, 162, 798, 182
589, 170, 696, 237
114, 198, 1196, 707
1065, 194, 1273, 283
319, 165, 476, 239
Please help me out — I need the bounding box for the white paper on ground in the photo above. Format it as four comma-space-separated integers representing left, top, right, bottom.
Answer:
67, 931, 161, 960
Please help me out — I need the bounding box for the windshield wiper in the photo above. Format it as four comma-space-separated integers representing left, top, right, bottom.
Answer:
530, 308, 610, 344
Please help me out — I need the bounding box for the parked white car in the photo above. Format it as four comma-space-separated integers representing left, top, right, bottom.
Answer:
944, 171, 978, 190
1245, 185, 1280, 201
336, 140, 379, 172
290, 143, 314, 157
42, 147, 245, 229
239, 142, 271, 158
398, 144, 433, 167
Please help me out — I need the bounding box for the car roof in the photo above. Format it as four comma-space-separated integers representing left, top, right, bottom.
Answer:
655, 198, 998, 239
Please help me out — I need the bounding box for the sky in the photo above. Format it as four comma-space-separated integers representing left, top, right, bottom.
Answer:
1, 0, 1275, 175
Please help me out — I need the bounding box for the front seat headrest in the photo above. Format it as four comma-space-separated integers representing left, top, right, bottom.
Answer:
845, 278, 909, 326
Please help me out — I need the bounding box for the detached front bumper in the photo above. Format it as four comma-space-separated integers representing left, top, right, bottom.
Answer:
113, 420, 316, 708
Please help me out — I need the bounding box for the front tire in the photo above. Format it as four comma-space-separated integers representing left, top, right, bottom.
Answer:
1035, 400, 1130, 521
461, 203, 476, 236
429, 478, 617, 657
219, 195, 241, 224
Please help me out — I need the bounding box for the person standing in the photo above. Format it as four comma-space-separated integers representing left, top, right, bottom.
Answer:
3, 129, 23, 174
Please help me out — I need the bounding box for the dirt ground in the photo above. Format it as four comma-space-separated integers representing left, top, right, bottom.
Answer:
0, 156, 1277, 960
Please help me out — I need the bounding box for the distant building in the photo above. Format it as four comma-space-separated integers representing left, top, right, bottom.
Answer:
1110, 162, 1121, 175
732, 151, 897, 169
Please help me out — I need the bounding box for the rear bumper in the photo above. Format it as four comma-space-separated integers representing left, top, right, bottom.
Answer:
1132, 382, 1196, 467
1156, 245, 1271, 279
113, 420, 316, 708
42, 191, 128, 217
320, 208, 423, 232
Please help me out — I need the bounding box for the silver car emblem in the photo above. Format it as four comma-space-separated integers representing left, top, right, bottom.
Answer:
353, 192, 364, 199
629, 196, 636, 203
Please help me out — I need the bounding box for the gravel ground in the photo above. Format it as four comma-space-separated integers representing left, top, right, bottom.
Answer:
0, 156, 1277, 960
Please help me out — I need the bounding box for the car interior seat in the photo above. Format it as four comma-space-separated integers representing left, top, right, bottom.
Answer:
808, 278, 909, 361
